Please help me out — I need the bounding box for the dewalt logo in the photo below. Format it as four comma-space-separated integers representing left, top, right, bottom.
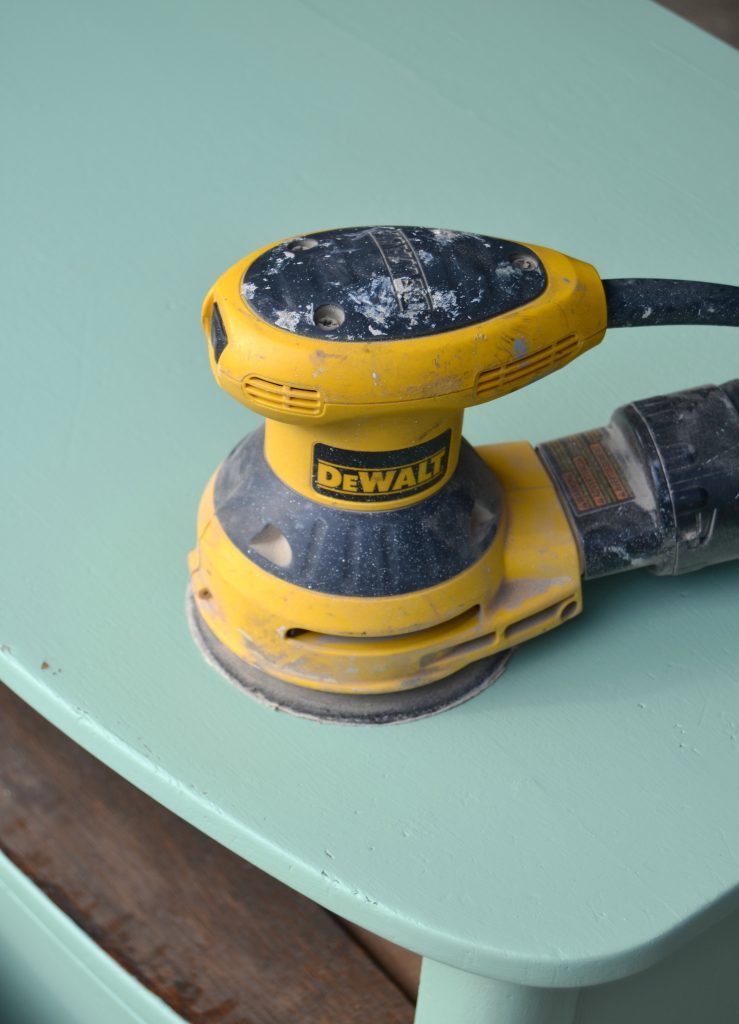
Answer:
315, 451, 446, 497
312, 430, 452, 503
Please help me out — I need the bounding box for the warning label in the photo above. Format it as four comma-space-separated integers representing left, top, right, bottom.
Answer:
544, 429, 633, 513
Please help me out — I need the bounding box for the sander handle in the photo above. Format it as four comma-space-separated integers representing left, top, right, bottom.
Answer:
538, 380, 739, 579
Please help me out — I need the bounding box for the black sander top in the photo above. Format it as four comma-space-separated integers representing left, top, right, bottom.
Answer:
241, 226, 547, 342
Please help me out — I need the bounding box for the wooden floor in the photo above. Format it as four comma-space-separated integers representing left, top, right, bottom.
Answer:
658, 0, 739, 48
0, 682, 418, 1023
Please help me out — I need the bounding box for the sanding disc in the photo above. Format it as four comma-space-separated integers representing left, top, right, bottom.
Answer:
186, 587, 513, 725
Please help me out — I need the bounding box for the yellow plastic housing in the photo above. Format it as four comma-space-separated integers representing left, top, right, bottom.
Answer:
201, 238, 607, 509
188, 442, 582, 695
190, 233, 599, 697
202, 240, 607, 414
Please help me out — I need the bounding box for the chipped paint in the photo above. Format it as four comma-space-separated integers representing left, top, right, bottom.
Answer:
430, 289, 459, 315
274, 310, 301, 332
347, 275, 397, 327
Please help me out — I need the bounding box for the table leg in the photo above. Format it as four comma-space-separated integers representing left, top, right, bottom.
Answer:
414, 958, 579, 1024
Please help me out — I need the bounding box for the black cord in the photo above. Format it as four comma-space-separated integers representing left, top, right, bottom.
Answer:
603, 278, 739, 328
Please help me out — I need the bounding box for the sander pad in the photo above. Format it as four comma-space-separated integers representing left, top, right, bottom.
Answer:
187, 586, 513, 725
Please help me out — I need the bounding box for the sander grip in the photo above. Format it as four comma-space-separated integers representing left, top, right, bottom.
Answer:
538, 380, 739, 578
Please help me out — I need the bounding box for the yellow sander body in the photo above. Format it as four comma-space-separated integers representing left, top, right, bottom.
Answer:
188, 227, 606, 722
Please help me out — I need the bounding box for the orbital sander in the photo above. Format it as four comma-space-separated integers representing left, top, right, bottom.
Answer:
187, 227, 739, 724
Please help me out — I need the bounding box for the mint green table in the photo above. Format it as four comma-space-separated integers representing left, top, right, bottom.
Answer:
2, 2, 739, 1022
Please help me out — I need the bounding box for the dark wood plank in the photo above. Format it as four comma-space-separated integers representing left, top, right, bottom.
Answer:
0, 682, 413, 1024
657, 0, 739, 48
343, 924, 421, 1000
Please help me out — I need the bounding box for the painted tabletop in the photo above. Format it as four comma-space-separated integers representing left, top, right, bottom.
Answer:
2, 0, 739, 989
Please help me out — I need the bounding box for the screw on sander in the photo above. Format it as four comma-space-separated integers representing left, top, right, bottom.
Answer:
188, 226, 739, 723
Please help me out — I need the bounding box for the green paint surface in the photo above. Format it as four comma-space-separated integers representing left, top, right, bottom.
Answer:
1, 0, 739, 989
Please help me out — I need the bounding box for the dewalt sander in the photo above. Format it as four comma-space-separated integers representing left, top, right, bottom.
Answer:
187, 227, 739, 724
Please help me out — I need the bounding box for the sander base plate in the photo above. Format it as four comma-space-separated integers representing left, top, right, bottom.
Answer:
186, 587, 512, 725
